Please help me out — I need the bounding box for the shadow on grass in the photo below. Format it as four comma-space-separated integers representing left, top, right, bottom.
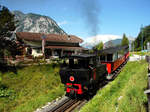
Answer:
0, 64, 17, 74
0, 64, 25, 74
144, 102, 148, 112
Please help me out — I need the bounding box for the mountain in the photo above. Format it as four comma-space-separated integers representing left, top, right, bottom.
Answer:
12, 11, 67, 35
104, 37, 135, 49
104, 39, 122, 48
82, 36, 135, 49
81, 35, 122, 49
82, 39, 122, 49
81, 42, 94, 49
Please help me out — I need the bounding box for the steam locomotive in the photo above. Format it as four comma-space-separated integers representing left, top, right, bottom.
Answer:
59, 45, 129, 97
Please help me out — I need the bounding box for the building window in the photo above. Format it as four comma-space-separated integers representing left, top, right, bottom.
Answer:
36, 49, 42, 53
27, 47, 32, 55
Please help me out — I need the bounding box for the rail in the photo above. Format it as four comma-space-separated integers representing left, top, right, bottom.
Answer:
48, 97, 86, 112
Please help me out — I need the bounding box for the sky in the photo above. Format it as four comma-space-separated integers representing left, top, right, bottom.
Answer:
1, 0, 150, 43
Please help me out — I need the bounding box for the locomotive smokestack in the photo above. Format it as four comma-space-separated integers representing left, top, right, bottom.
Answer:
79, 0, 101, 36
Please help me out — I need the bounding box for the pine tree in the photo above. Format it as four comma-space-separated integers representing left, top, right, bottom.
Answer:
0, 5, 17, 64
121, 33, 129, 46
0, 5, 16, 38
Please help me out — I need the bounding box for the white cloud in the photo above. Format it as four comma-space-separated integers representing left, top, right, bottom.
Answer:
58, 21, 68, 26
82, 34, 122, 48
84, 34, 122, 44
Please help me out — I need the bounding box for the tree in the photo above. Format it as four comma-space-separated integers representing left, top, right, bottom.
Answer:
95, 41, 103, 50
121, 33, 129, 46
0, 5, 16, 38
134, 25, 150, 51
0, 5, 18, 64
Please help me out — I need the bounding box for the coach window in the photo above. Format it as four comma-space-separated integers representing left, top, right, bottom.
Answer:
107, 54, 113, 62
89, 58, 94, 65
100, 55, 105, 61
113, 52, 118, 61
96, 57, 99, 64
93, 58, 97, 66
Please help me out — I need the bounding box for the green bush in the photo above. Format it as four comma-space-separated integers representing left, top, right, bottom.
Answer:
0, 88, 15, 99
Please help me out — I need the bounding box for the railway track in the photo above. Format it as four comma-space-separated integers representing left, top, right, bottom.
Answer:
108, 60, 128, 81
48, 97, 87, 112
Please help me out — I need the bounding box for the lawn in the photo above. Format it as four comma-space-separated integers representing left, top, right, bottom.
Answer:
80, 60, 148, 112
0, 63, 64, 112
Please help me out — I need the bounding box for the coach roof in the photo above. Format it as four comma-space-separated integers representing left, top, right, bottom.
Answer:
62, 54, 96, 59
97, 45, 129, 54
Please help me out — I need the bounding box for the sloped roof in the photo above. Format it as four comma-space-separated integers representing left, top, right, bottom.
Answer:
16, 32, 83, 43
97, 45, 129, 54
45, 46, 84, 50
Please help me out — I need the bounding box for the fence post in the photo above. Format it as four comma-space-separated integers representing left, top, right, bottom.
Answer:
145, 56, 150, 112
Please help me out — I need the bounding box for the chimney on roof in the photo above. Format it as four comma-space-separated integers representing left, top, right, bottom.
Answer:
68, 35, 71, 40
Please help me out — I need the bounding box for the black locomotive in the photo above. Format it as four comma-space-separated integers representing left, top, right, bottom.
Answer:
59, 54, 107, 97
59, 45, 129, 97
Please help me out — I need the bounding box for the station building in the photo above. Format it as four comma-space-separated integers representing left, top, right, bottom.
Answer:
16, 32, 84, 58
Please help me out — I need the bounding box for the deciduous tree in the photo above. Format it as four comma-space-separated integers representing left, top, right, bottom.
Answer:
95, 41, 103, 50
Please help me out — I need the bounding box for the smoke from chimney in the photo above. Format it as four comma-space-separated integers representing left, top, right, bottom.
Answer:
79, 0, 100, 36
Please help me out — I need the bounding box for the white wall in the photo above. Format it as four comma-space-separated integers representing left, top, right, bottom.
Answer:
32, 49, 43, 57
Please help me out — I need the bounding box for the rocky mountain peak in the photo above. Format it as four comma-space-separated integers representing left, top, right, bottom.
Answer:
12, 11, 67, 35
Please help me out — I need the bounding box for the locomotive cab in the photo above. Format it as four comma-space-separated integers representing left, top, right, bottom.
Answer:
59, 54, 107, 96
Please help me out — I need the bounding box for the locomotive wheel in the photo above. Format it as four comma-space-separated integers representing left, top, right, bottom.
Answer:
65, 92, 69, 97
65, 90, 77, 99
88, 83, 97, 97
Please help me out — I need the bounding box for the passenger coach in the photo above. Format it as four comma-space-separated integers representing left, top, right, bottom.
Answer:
97, 45, 129, 79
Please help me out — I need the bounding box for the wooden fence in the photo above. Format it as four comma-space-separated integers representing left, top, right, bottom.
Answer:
145, 56, 150, 112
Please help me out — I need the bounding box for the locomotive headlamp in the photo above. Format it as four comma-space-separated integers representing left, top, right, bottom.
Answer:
69, 76, 74, 82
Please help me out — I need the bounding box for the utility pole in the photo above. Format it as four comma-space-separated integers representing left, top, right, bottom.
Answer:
41, 34, 46, 60
141, 24, 144, 51
133, 41, 134, 52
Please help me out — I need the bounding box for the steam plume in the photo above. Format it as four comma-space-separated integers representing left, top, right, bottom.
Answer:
79, 0, 100, 36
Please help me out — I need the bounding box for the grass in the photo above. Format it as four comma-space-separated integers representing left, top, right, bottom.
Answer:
0, 63, 64, 112
80, 60, 148, 112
